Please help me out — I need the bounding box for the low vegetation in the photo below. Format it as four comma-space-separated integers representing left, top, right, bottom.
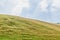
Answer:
0, 14, 60, 40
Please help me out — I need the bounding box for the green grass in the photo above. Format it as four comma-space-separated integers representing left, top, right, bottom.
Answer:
0, 14, 60, 40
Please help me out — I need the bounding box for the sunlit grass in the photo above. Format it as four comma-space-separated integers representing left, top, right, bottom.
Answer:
0, 14, 60, 40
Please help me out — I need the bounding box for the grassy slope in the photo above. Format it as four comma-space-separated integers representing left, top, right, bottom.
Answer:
0, 14, 60, 40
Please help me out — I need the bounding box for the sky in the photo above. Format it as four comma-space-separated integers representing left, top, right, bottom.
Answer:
0, 0, 60, 23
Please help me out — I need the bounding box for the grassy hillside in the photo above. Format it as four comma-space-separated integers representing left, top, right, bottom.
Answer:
0, 14, 60, 40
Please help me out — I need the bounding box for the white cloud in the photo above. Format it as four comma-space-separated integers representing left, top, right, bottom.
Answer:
51, 0, 60, 17
0, 0, 30, 16
40, 0, 48, 11
38, 0, 60, 12
52, 0, 60, 8
10, 0, 30, 16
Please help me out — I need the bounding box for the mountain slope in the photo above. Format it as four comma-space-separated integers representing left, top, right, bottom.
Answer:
0, 14, 60, 40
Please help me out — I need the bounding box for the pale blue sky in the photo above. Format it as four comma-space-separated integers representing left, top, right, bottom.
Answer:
0, 0, 60, 23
